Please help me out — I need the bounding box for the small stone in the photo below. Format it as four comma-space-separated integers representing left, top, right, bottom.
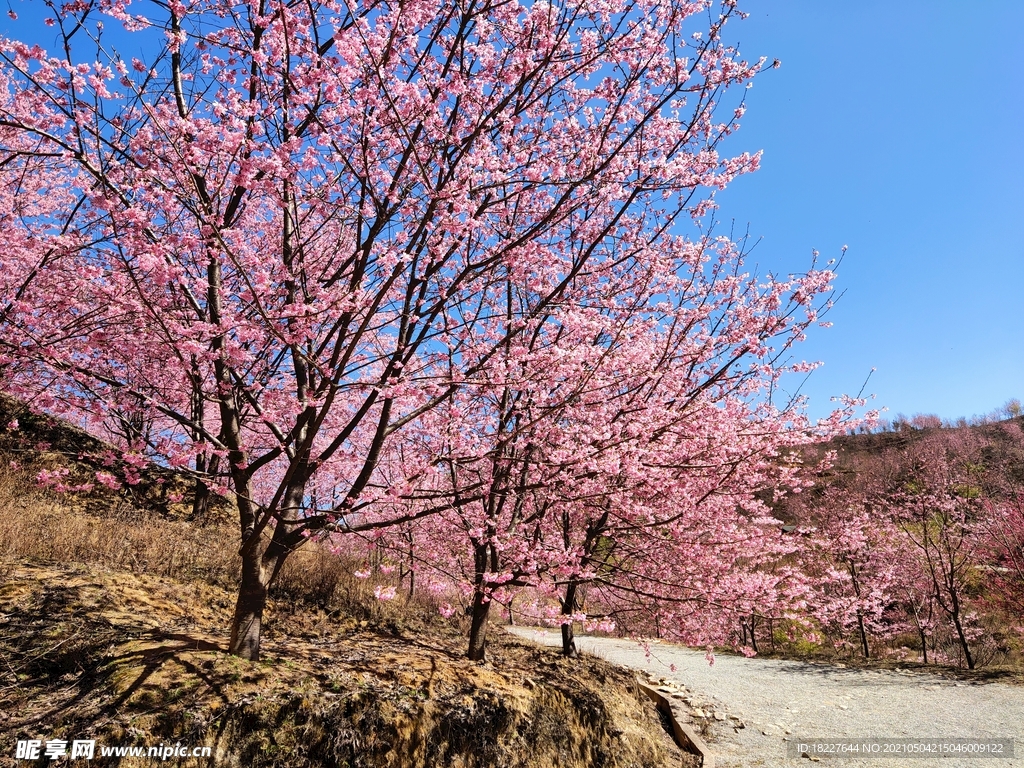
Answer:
691, 708, 706, 718
714, 712, 726, 721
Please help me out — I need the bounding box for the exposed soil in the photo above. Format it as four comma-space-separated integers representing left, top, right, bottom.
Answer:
0, 562, 688, 768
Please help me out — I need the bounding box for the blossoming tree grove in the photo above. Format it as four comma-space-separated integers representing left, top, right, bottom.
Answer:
0, 0, 852, 660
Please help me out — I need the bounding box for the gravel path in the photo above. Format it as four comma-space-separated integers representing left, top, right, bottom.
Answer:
506, 627, 1024, 767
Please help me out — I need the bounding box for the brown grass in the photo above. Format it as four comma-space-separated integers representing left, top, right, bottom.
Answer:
0, 464, 449, 639
0, 427, 686, 767
0, 560, 684, 768
0, 467, 240, 588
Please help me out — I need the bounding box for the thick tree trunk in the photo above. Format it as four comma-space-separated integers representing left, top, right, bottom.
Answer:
227, 474, 307, 661
468, 589, 491, 661
229, 549, 268, 660
561, 579, 579, 658
561, 622, 577, 658
467, 541, 493, 661
190, 453, 220, 521
191, 478, 213, 520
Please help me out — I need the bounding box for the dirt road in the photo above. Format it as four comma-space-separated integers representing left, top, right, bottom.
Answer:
507, 628, 1024, 767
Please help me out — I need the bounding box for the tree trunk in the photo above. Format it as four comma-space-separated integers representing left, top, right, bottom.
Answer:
948, 574, 975, 669
405, 533, 416, 600
561, 579, 579, 658
229, 548, 268, 660
467, 541, 492, 661
950, 609, 975, 669
856, 610, 870, 659
468, 589, 491, 661
749, 614, 758, 655
227, 473, 306, 661
191, 478, 213, 520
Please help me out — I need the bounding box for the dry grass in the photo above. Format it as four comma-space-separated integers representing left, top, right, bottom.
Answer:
0, 467, 446, 642
0, 561, 683, 768
0, 467, 240, 589
0, 414, 685, 767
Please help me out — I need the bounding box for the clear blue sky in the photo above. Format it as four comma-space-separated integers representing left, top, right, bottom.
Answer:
713, 2, 1023, 423
2, 1, 1021, 424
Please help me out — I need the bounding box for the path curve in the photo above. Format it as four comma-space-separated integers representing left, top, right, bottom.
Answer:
506, 627, 1024, 768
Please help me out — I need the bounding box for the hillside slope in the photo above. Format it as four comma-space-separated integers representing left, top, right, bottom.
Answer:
0, 562, 687, 768
0, 398, 688, 768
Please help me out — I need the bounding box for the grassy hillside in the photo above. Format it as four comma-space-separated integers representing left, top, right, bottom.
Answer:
0, 399, 689, 768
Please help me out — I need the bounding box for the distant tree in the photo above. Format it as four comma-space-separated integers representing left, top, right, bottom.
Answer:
909, 414, 942, 431
801, 491, 906, 658
983, 495, 1024, 620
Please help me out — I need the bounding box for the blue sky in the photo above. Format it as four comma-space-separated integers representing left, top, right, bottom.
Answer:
713, 2, 1023, 423
2, 1, 1020, 424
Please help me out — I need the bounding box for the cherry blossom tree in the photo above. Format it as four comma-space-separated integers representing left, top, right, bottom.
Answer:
0, 0, 853, 661
536, 362, 837, 659
979, 495, 1024, 625
889, 486, 983, 668
798, 490, 908, 658
363, 261, 855, 659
